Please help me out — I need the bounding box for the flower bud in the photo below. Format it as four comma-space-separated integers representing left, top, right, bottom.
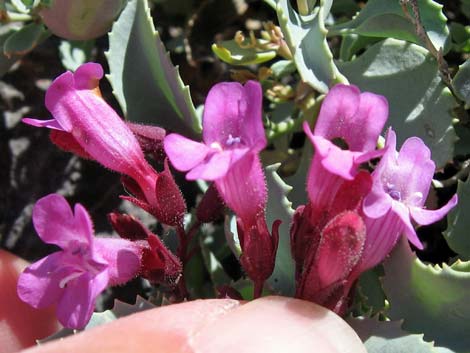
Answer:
196, 183, 225, 223
108, 212, 148, 241
40, 0, 125, 40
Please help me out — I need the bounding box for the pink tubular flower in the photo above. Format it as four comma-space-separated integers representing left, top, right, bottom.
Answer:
217, 153, 280, 295
291, 172, 371, 314
303, 84, 388, 212
291, 84, 388, 313
164, 80, 266, 181
360, 129, 458, 269
165, 81, 279, 296
22, 63, 158, 205
17, 194, 142, 329
307, 84, 388, 180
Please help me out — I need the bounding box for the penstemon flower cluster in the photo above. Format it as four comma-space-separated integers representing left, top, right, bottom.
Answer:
19, 63, 457, 329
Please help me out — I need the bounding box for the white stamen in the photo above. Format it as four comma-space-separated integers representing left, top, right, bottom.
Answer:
210, 142, 223, 151
59, 272, 83, 288
226, 134, 241, 146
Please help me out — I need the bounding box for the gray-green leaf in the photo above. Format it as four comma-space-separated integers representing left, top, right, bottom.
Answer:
59, 40, 94, 71
452, 59, 470, 109
444, 177, 470, 260
3, 23, 49, 57
347, 317, 440, 353
265, 163, 295, 295
338, 38, 457, 168
212, 40, 277, 66
106, 0, 200, 137
383, 237, 470, 352
276, 0, 347, 93
329, 0, 450, 54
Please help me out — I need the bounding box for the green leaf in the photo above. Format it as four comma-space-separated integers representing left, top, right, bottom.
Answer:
221, 164, 296, 295
10, 0, 34, 13
355, 266, 387, 316
283, 94, 323, 209
232, 278, 256, 300
59, 40, 94, 71
0, 25, 20, 77
270, 59, 296, 79
330, 0, 360, 19
184, 244, 209, 298
449, 23, 470, 53
453, 123, 470, 157
452, 59, 470, 109
276, 0, 347, 93
329, 0, 450, 54
347, 317, 444, 353
383, 237, 470, 352
284, 138, 312, 208
338, 33, 381, 61
211, 40, 277, 66
106, 0, 201, 137
461, 0, 470, 20
262, 0, 276, 10
265, 163, 295, 295
3, 23, 49, 57
199, 231, 232, 287
338, 38, 457, 168
444, 177, 470, 260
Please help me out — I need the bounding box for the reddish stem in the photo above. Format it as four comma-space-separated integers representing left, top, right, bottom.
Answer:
253, 281, 264, 299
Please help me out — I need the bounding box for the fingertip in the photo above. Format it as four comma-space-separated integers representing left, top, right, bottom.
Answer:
0, 250, 60, 353
22, 299, 241, 353
19, 297, 365, 353
191, 296, 366, 353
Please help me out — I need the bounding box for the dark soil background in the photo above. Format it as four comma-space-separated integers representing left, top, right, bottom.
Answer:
0, 0, 467, 305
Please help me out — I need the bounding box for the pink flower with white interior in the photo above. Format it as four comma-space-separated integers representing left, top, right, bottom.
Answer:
306, 84, 388, 180
164, 80, 266, 180
164, 81, 278, 296
362, 129, 458, 258
17, 194, 142, 329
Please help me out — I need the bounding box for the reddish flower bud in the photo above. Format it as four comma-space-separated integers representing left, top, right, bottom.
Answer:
153, 159, 187, 227
141, 234, 182, 287
290, 204, 321, 282
291, 169, 372, 314
237, 216, 280, 296
108, 212, 182, 287
121, 175, 147, 202
127, 122, 166, 163
296, 211, 366, 314
121, 159, 186, 228
107, 212, 148, 241
196, 183, 225, 223
49, 129, 92, 159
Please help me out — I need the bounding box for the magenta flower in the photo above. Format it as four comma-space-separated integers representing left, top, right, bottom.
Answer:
291, 171, 372, 314
362, 129, 458, 260
303, 84, 388, 212
217, 153, 280, 296
22, 63, 158, 205
165, 81, 278, 296
306, 84, 388, 181
164, 80, 266, 180
291, 84, 388, 313
17, 194, 142, 329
